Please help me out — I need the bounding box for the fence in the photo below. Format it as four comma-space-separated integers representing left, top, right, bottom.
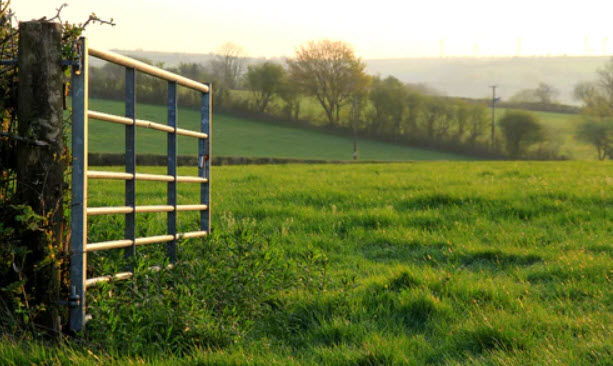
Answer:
70, 37, 212, 332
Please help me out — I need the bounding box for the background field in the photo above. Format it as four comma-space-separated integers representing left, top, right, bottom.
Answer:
3, 161, 610, 364
228, 90, 594, 160
87, 98, 470, 161
87, 98, 596, 161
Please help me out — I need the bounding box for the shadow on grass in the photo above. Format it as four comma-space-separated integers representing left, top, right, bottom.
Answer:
456, 249, 542, 270
454, 326, 526, 355
359, 238, 450, 265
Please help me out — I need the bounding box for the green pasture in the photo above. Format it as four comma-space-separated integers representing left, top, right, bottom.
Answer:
86, 96, 598, 161
2, 161, 611, 364
87, 98, 469, 161
230, 90, 596, 160
497, 109, 594, 159
231, 90, 597, 160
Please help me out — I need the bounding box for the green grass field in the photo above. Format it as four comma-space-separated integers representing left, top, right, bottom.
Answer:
230, 91, 596, 160
86, 96, 597, 161
87, 98, 469, 161
2, 161, 611, 364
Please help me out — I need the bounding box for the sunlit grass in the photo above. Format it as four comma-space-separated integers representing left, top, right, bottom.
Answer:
2, 161, 611, 365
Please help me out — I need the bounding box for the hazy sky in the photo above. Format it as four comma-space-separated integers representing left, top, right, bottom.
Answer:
12, 0, 613, 59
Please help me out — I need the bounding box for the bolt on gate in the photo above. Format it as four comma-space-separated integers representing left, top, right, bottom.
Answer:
70, 37, 212, 332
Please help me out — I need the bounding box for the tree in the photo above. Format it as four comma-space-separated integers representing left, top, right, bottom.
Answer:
509, 88, 538, 103
575, 118, 613, 160
454, 101, 471, 142
573, 58, 613, 159
277, 73, 302, 121
369, 75, 407, 138
287, 39, 368, 127
421, 97, 453, 142
245, 61, 285, 113
466, 104, 489, 144
208, 42, 246, 107
404, 89, 425, 137
509, 82, 558, 105
498, 111, 544, 157
574, 81, 612, 117
534, 82, 559, 104
597, 57, 613, 103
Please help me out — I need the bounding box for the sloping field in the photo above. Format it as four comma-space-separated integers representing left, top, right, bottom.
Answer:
87, 98, 470, 161
225, 92, 595, 160
2, 161, 610, 364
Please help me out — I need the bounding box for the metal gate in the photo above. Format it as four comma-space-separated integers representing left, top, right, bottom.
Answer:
69, 37, 212, 332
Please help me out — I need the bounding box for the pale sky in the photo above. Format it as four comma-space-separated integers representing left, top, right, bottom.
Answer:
12, 0, 613, 59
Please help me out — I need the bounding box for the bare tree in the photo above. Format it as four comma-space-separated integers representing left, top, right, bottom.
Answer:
287, 40, 368, 127
534, 82, 559, 104
208, 42, 246, 106
510, 82, 558, 104
597, 58, 613, 104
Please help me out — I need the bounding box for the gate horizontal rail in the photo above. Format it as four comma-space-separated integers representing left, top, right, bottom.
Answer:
88, 111, 209, 138
86, 264, 174, 288
87, 170, 208, 182
87, 204, 208, 216
70, 37, 212, 332
86, 231, 208, 252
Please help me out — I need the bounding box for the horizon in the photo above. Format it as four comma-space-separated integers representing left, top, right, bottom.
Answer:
111, 48, 613, 61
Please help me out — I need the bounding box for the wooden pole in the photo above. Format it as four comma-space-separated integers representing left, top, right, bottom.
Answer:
16, 21, 64, 332
352, 96, 358, 161
490, 85, 497, 151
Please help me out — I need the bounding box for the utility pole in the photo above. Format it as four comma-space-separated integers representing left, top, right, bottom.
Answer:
490, 85, 497, 151
352, 95, 358, 161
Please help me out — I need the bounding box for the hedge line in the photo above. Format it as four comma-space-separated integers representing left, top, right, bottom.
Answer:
87, 153, 401, 166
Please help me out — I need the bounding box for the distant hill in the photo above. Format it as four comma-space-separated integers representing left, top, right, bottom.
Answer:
366, 56, 609, 105
107, 50, 610, 105
107, 50, 218, 67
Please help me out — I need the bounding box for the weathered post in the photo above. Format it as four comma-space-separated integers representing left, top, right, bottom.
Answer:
16, 21, 64, 332
352, 95, 358, 161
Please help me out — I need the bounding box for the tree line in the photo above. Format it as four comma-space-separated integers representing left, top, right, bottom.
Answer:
89, 40, 575, 159
573, 59, 613, 160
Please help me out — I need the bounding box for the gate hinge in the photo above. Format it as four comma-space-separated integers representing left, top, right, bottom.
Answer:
58, 286, 81, 308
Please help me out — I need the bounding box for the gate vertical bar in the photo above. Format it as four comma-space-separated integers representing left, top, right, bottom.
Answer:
125, 68, 136, 260
167, 81, 177, 262
199, 84, 211, 233
70, 37, 88, 332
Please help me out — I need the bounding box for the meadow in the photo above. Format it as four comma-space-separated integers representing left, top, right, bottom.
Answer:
87, 97, 598, 162
226, 91, 595, 160
2, 161, 611, 365
87, 98, 469, 161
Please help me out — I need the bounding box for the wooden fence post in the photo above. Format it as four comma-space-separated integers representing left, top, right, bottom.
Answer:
16, 21, 64, 332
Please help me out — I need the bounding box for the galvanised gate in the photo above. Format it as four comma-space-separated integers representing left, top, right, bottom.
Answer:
70, 37, 212, 332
